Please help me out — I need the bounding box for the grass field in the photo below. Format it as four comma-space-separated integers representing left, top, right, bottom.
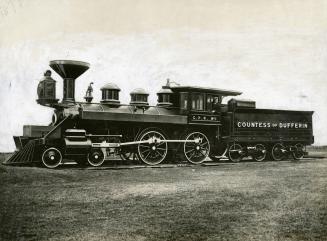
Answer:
0, 156, 326, 241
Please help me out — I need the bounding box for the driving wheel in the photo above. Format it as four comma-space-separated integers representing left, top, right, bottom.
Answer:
137, 130, 168, 165
183, 132, 210, 164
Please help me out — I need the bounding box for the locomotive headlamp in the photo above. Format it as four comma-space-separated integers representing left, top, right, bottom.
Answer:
36, 70, 59, 106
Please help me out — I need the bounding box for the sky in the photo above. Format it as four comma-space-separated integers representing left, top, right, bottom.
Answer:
0, 0, 327, 151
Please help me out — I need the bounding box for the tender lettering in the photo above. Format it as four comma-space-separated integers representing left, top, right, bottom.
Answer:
237, 121, 308, 129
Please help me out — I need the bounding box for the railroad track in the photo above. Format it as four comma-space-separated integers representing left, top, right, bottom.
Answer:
62, 156, 321, 170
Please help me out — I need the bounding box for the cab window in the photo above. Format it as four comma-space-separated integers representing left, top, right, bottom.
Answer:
191, 93, 204, 111
180, 93, 188, 109
207, 95, 222, 112
206, 95, 214, 111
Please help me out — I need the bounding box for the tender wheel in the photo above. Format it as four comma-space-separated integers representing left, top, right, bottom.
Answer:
253, 144, 267, 162
183, 132, 210, 164
137, 130, 168, 165
87, 148, 105, 167
42, 147, 62, 169
292, 143, 305, 160
228, 143, 243, 162
271, 143, 285, 161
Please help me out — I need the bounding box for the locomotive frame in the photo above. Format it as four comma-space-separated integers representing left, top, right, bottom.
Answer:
4, 60, 314, 168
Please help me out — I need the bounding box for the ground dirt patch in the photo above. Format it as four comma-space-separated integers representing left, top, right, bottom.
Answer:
0, 157, 326, 241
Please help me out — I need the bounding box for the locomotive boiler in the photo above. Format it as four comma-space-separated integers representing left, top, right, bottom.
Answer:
4, 60, 314, 168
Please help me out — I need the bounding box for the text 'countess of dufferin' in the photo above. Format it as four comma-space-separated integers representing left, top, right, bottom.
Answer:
237, 121, 309, 129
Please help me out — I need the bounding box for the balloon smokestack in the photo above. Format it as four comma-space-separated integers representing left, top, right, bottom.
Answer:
49, 60, 90, 103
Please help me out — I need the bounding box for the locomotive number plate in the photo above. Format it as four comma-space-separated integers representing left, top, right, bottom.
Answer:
189, 114, 220, 124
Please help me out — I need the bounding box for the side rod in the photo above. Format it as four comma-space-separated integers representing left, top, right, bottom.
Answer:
91, 139, 200, 148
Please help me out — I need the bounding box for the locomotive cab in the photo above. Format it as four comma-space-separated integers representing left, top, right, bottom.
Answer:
170, 86, 241, 112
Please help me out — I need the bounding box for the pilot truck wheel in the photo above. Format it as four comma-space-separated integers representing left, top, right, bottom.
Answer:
183, 132, 210, 164
42, 147, 62, 169
87, 148, 105, 167
137, 130, 168, 165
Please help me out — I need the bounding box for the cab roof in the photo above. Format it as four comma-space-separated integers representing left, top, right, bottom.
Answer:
170, 85, 242, 96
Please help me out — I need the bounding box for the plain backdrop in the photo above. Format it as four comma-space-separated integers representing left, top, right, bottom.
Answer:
0, 0, 326, 151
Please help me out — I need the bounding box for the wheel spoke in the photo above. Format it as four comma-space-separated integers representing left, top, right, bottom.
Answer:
139, 144, 150, 148
185, 149, 195, 154
143, 151, 151, 160
156, 147, 167, 151
200, 145, 207, 151
189, 151, 196, 159
155, 150, 164, 157
140, 149, 150, 154
200, 142, 208, 147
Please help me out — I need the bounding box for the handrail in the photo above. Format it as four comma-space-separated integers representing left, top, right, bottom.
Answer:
43, 115, 72, 140
77, 101, 182, 111
86, 134, 122, 138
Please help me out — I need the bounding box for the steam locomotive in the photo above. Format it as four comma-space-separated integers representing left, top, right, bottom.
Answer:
4, 60, 314, 168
